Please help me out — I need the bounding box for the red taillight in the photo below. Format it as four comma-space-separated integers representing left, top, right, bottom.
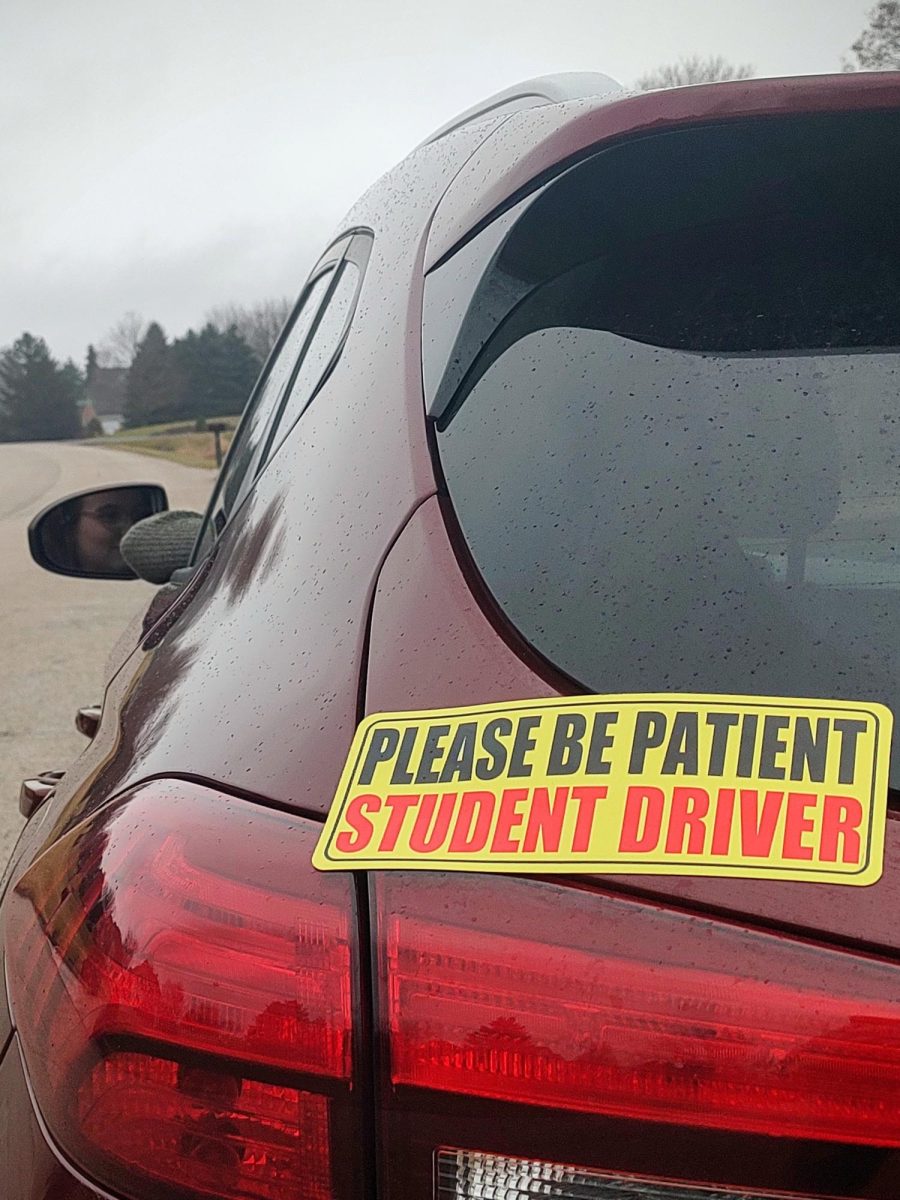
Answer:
377, 873, 900, 1148
79, 1054, 331, 1200
4, 780, 359, 1200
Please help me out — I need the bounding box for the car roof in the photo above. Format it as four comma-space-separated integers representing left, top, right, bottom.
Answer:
423, 71, 900, 269
332, 71, 900, 280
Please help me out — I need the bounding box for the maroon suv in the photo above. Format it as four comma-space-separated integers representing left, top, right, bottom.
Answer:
3, 70, 900, 1200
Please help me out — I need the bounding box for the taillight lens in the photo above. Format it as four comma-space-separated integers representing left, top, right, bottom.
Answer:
4, 780, 359, 1200
437, 1150, 800, 1200
377, 873, 900, 1148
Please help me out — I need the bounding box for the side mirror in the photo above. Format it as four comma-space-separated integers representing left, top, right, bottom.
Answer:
120, 510, 205, 584
28, 484, 168, 580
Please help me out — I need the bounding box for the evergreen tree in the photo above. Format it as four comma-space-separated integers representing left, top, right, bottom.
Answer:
171, 323, 260, 420
60, 359, 86, 407
0, 334, 82, 442
124, 323, 180, 427
218, 324, 261, 412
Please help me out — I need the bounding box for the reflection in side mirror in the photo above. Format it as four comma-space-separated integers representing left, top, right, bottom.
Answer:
28, 484, 169, 580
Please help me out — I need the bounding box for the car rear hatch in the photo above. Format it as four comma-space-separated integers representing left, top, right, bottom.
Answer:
363, 85, 900, 1198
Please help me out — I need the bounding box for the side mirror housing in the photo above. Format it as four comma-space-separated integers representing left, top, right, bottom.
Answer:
120, 510, 205, 584
28, 484, 168, 580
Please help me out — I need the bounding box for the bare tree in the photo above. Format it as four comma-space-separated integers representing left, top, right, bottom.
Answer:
96, 311, 147, 368
206, 298, 292, 363
844, 1, 900, 70
636, 56, 754, 91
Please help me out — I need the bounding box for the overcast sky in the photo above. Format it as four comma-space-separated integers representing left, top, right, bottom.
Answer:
2, 0, 874, 363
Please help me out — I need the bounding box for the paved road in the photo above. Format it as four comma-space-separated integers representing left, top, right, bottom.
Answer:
0, 442, 214, 868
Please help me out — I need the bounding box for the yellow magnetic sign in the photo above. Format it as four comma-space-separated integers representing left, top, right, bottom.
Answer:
312, 694, 892, 885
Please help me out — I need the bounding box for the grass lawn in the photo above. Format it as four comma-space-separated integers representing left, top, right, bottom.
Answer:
95, 416, 241, 469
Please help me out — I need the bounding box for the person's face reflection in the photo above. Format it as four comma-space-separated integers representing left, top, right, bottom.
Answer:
73, 490, 149, 573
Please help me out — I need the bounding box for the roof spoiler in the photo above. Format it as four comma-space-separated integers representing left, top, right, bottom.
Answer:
417, 71, 623, 149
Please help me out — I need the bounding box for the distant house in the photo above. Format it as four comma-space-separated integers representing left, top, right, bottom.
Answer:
82, 366, 127, 434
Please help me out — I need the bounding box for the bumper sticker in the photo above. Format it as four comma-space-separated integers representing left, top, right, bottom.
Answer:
312, 694, 891, 885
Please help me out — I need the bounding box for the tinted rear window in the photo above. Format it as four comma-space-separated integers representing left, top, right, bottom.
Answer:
431, 111, 900, 780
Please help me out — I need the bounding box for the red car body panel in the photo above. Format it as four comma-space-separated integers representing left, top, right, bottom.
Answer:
3, 72, 900, 1197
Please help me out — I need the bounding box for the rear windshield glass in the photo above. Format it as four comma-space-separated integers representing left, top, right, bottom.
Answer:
432, 111, 900, 780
